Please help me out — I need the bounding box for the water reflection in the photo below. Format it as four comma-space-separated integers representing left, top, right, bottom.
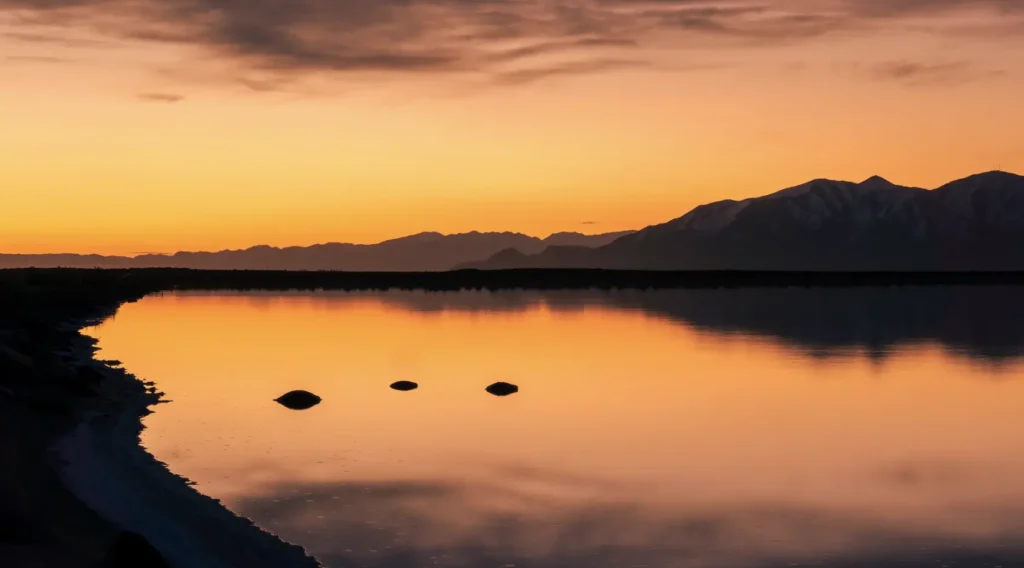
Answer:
366, 286, 1024, 363
234, 467, 1024, 568
171, 286, 1024, 362
88, 288, 1024, 567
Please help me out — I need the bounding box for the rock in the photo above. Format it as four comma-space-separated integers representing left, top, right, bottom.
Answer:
274, 390, 322, 410
486, 382, 519, 396
390, 381, 419, 391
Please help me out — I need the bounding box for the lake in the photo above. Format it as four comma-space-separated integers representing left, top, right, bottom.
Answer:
87, 288, 1024, 567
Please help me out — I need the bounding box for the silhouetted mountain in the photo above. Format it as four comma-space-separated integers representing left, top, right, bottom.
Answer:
0, 231, 633, 272
467, 171, 1024, 271
541, 231, 635, 247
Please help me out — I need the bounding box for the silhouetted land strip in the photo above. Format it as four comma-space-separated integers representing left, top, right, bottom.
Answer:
165, 268, 1024, 289
6, 268, 1024, 301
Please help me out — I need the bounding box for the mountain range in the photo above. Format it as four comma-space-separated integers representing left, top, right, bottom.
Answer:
5, 170, 1023, 272
0, 231, 633, 271
464, 171, 1024, 271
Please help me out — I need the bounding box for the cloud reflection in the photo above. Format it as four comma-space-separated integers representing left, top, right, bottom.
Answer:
233, 473, 1024, 568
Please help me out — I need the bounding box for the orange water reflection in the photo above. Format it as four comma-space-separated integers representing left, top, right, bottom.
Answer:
89, 291, 1024, 567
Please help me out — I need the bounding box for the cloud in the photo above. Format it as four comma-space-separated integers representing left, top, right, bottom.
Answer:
1, 0, 1022, 87
869, 60, 1005, 85
492, 58, 644, 85
1, 30, 111, 47
137, 92, 185, 103
4, 54, 70, 63
486, 36, 639, 63
847, 0, 1024, 19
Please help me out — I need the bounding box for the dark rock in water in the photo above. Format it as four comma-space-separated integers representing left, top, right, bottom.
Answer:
274, 390, 322, 410
390, 380, 419, 391
102, 531, 171, 568
486, 382, 519, 396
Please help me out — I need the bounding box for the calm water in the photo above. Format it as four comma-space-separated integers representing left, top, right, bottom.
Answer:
88, 288, 1024, 568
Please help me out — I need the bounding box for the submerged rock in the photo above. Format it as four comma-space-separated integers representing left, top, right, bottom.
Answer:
390, 380, 419, 391
274, 390, 322, 410
486, 382, 519, 396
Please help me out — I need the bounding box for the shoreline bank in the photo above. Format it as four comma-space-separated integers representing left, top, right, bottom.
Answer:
54, 314, 320, 568
0, 268, 324, 568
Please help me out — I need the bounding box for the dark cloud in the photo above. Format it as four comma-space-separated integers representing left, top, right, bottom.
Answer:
1, 0, 1021, 86
848, 0, 1024, 18
137, 92, 185, 103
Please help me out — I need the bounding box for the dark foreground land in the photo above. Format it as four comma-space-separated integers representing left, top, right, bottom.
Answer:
4, 268, 1024, 568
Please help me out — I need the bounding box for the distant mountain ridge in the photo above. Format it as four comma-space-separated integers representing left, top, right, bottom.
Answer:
0, 231, 634, 271
466, 171, 1024, 271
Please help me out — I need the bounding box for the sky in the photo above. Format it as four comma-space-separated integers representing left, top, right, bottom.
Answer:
2, 0, 1024, 255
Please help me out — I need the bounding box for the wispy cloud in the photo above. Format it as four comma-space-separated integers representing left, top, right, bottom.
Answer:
869, 60, 1005, 85
137, 92, 185, 103
493, 58, 644, 85
4, 54, 70, 63
847, 0, 1024, 19
1, 30, 111, 47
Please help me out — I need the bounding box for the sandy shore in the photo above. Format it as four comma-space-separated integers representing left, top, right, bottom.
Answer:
50, 314, 322, 567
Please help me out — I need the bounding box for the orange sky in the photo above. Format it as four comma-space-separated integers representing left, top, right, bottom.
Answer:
3, 0, 1024, 255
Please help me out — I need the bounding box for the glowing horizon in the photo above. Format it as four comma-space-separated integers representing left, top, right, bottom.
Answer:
3, 0, 1023, 255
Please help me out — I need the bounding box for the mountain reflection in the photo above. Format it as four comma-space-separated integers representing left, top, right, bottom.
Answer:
219, 286, 1024, 363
